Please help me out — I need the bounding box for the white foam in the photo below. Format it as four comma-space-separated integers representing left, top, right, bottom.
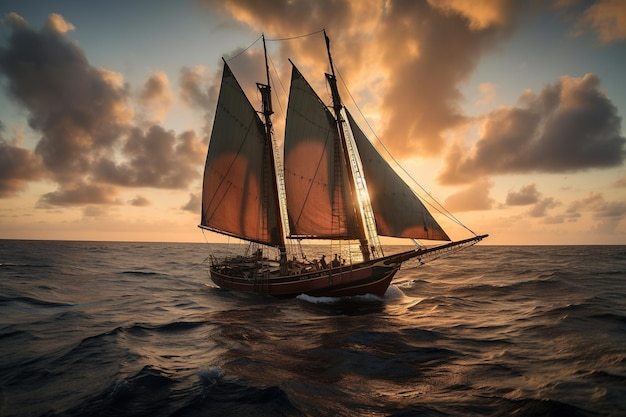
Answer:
198, 366, 225, 383
296, 292, 388, 304
296, 294, 340, 304
383, 285, 405, 300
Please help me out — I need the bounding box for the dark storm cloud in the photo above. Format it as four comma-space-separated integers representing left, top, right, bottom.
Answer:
0, 13, 132, 185
94, 127, 205, 188
439, 74, 626, 184
0, 122, 45, 197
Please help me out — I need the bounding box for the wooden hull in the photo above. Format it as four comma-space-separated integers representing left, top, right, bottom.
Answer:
209, 259, 400, 299
207, 235, 488, 298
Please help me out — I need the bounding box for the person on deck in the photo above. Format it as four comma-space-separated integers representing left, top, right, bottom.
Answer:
331, 254, 340, 268
320, 254, 327, 269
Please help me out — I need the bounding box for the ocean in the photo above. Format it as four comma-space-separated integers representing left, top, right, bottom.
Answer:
1, 240, 625, 417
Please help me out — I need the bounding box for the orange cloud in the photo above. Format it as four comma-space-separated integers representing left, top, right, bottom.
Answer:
138, 72, 174, 122
577, 0, 626, 44
200, 0, 520, 158
443, 178, 494, 212
563, 191, 626, 233
45, 13, 75, 33
427, 0, 515, 30
0, 125, 45, 197
129, 195, 150, 207
38, 182, 121, 207
476, 82, 497, 106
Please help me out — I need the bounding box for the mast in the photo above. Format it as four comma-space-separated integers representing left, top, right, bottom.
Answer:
324, 30, 371, 261
257, 34, 287, 263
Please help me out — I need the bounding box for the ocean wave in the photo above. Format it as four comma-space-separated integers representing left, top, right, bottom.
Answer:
3, 242, 625, 416
120, 270, 159, 276
0, 294, 73, 308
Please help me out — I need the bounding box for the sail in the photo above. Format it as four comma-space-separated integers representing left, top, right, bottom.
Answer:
283, 65, 359, 239
200, 63, 282, 246
346, 110, 451, 241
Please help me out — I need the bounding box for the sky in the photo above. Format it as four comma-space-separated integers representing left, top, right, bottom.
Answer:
0, 0, 625, 245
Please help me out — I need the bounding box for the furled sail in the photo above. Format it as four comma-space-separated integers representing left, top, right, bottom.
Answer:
346, 110, 451, 241
283, 65, 359, 239
200, 63, 282, 246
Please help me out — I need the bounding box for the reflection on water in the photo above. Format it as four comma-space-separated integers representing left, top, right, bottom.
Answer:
0, 242, 625, 416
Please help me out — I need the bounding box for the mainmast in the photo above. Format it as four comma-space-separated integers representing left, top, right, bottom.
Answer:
257, 34, 287, 264
324, 31, 371, 262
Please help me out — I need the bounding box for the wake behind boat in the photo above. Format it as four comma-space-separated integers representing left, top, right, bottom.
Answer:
199, 31, 487, 298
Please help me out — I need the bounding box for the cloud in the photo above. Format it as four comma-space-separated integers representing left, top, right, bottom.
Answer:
0, 13, 206, 207
615, 175, 626, 187
566, 191, 626, 219
476, 82, 497, 106
200, 0, 520, 157
443, 178, 494, 212
83, 205, 110, 217
529, 197, 560, 218
138, 72, 173, 122
427, 0, 516, 30
94, 127, 205, 188
576, 0, 626, 44
506, 183, 541, 205
181, 193, 201, 213
0, 13, 133, 186
505, 183, 560, 218
439, 74, 626, 184
179, 66, 216, 109
45, 13, 75, 33
542, 215, 567, 224
129, 195, 150, 207
0, 123, 45, 197
564, 191, 626, 234
179, 65, 221, 141
38, 182, 121, 207
376, 1, 518, 156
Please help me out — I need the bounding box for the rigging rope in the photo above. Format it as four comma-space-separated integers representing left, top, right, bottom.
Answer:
334, 65, 477, 236
222, 29, 477, 237
224, 35, 263, 62
225, 30, 325, 62
265, 29, 325, 42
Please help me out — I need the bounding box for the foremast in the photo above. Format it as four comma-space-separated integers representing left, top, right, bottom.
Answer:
324, 31, 373, 262
257, 35, 288, 267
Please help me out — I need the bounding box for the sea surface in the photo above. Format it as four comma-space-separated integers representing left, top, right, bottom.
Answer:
1, 240, 625, 417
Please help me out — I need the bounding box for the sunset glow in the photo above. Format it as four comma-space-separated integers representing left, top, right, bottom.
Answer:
1, 0, 625, 244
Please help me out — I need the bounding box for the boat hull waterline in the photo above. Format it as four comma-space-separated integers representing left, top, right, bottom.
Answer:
209, 259, 400, 298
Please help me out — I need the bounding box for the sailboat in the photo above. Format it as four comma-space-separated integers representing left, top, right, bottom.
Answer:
199, 31, 487, 298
